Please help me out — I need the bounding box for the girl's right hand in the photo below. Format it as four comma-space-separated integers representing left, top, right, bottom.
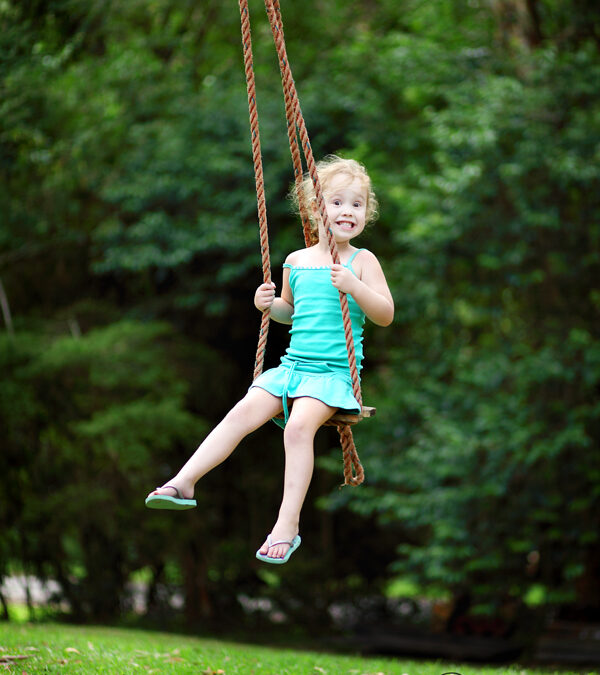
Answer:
254, 282, 276, 311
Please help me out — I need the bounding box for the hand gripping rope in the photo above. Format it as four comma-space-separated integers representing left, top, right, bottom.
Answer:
239, 0, 369, 486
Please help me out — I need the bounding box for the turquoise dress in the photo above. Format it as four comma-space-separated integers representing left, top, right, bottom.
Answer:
251, 249, 365, 427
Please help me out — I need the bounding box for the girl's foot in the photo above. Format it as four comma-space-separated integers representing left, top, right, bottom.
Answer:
258, 522, 299, 560
145, 481, 197, 510
147, 481, 194, 501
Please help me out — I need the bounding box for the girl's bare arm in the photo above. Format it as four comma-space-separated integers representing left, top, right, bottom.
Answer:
330, 250, 394, 326
254, 266, 294, 325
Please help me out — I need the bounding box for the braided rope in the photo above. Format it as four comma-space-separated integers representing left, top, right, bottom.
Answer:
266, 0, 364, 486
239, 0, 364, 485
239, 0, 271, 381
269, 4, 315, 247
337, 423, 365, 486
265, 0, 361, 405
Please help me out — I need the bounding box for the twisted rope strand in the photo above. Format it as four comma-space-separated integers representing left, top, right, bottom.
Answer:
338, 423, 365, 486
265, 0, 361, 405
239, 0, 272, 381
266, 0, 364, 486
270, 4, 315, 247
239, 0, 364, 485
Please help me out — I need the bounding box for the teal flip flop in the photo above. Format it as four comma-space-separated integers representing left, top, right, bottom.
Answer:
255, 534, 301, 565
145, 485, 197, 510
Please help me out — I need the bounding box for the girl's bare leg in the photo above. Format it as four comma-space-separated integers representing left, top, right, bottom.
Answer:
258, 397, 336, 559
147, 387, 283, 500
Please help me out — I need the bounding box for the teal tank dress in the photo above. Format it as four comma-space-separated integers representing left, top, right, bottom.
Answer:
251, 249, 365, 427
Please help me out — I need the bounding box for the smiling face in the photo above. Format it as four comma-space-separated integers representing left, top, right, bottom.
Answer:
319, 173, 368, 244
292, 157, 378, 243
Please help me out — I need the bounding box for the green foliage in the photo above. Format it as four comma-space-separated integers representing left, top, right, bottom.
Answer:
321, 29, 600, 617
1, 0, 599, 633
0, 322, 205, 618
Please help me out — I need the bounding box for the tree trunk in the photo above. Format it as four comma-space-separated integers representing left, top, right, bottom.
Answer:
489, 0, 543, 50
0, 278, 14, 336
0, 588, 10, 621
182, 543, 212, 625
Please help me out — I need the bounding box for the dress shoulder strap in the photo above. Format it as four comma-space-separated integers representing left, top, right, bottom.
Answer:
346, 248, 365, 268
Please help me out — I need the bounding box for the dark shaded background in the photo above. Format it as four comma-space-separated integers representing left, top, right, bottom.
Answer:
1, 0, 599, 660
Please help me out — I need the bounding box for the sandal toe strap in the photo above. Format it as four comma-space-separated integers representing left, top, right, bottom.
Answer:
267, 534, 294, 548
158, 485, 183, 499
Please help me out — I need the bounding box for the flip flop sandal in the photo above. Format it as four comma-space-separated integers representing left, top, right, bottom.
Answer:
145, 485, 197, 510
255, 534, 301, 565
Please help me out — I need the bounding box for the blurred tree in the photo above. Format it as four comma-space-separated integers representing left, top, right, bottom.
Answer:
0, 0, 599, 634
321, 9, 600, 625
0, 322, 209, 619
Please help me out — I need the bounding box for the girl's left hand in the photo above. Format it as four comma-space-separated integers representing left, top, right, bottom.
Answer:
330, 264, 357, 295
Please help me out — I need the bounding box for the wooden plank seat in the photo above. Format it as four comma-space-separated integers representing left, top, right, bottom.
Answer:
274, 405, 376, 427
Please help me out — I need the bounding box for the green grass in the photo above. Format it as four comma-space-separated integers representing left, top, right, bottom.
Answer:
0, 622, 587, 675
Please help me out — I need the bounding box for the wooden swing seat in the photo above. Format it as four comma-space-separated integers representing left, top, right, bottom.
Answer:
274, 405, 376, 427
324, 406, 376, 426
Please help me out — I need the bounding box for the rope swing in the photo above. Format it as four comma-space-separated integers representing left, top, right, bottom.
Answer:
239, 0, 373, 486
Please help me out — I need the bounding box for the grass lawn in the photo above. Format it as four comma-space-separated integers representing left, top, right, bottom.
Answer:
0, 622, 591, 675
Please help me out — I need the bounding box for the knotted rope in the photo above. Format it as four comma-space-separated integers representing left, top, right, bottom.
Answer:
239, 0, 364, 486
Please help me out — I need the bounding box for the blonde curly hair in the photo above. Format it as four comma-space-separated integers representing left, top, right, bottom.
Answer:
291, 156, 378, 233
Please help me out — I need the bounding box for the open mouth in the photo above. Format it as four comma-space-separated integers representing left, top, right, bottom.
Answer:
336, 220, 355, 231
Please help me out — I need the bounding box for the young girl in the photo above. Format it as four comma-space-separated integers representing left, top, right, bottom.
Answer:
146, 156, 394, 564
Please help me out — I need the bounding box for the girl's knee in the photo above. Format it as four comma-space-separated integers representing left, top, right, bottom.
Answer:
225, 396, 255, 425
283, 415, 318, 446
224, 390, 281, 430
